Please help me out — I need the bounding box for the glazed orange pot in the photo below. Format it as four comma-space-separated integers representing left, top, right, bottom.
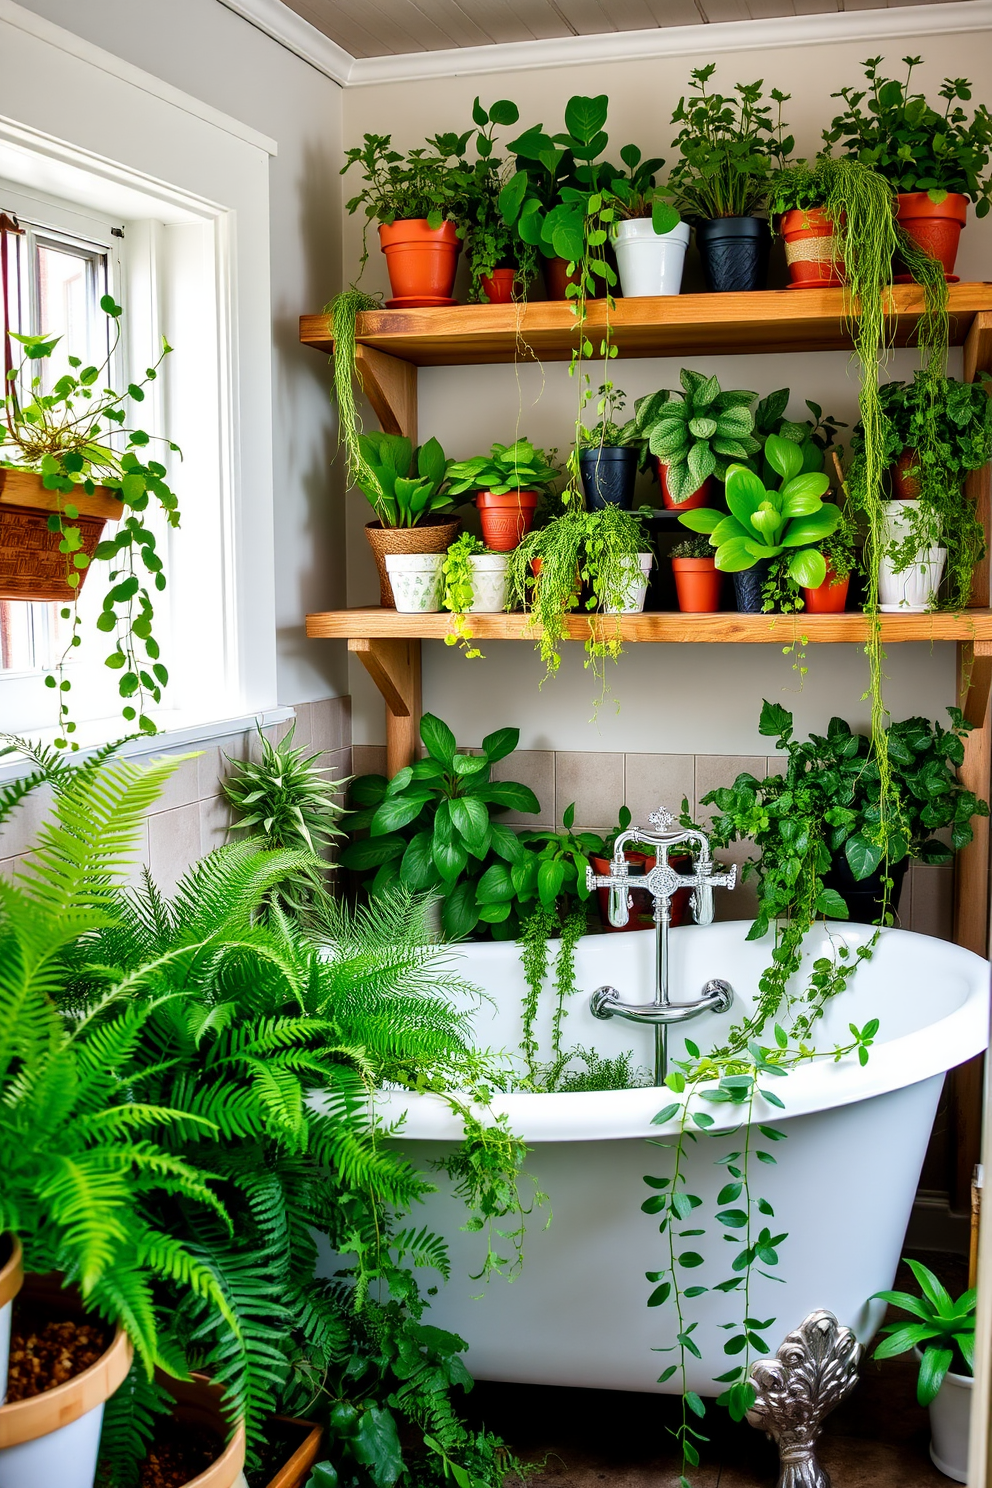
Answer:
780, 206, 843, 288
895, 192, 968, 278
379, 220, 460, 306
476, 490, 539, 551
802, 560, 849, 614
672, 556, 723, 612
891, 449, 922, 500
590, 852, 692, 932
481, 268, 516, 303
657, 461, 713, 512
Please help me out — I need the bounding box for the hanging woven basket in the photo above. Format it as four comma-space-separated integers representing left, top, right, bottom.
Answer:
0, 468, 123, 602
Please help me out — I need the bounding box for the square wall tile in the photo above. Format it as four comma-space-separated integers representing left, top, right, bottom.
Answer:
311, 696, 351, 756
554, 752, 624, 832
693, 755, 766, 824
352, 744, 387, 779
623, 754, 694, 832
287, 702, 312, 750
491, 750, 554, 826
148, 804, 202, 896
765, 754, 787, 778
199, 794, 232, 856
196, 731, 249, 804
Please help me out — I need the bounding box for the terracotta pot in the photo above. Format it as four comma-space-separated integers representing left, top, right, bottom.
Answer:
590, 852, 693, 932
542, 256, 605, 302
0, 469, 122, 603
802, 560, 849, 614
895, 192, 968, 278
378, 220, 460, 307
476, 490, 539, 551
480, 268, 517, 304
657, 461, 713, 512
154, 1373, 247, 1488
364, 517, 461, 608
891, 449, 922, 500
672, 556, 723, 612
0, 1274, 133, 1488
780, 206, 843, 289
0, 1241, 23, 1404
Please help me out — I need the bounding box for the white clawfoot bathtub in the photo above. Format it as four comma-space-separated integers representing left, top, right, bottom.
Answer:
377, 921, 989, 1396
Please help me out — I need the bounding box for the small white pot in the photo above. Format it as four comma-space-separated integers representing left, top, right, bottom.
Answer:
466, 554, 509, 613
384, 553, 444, 613
603, 553, 653, 614
613, 218, 690, 298
878, 547, 946, 612
927, 1363, 972, 1481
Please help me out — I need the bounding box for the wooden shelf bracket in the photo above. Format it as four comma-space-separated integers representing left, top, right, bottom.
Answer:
355, 345, 417, 442
349, 636, 422, 776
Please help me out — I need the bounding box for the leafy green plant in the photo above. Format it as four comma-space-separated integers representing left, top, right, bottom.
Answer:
666, 66, 793, 220
604, 143, 681, 236
445, 439, 559, 499
223, 720, 349, 917
871, 1257, 976, 1404
671, 535, 713, 559
354, 432, 452, 528
851, 371, 991, 609
751, 389, 845, 484
824, 56, 992, 211
507, 505, 649, 678
341, 713, 538, 940
341, 131, 473, 274
461, 98, 538, 301
632, 372, 760, 504
1, 295, 180, 746
679, 440, 841, 592
441, 533, 500, 660
577, 384, 637, 450
557, 1047, 650, 1092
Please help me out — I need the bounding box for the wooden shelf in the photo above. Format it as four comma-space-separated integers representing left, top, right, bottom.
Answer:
300, 284, 992, 367
307, 606, 992, 644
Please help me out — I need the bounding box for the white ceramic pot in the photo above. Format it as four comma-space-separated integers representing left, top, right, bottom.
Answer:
603, 553, 653, 614
466, 554, 509, 613
926, 1361, 971, 1481
384, 553, 444, 614
878, 547, 946, 612
613, 219, 691, 298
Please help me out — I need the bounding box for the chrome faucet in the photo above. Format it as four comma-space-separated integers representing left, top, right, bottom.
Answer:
586, 808, 738, 1085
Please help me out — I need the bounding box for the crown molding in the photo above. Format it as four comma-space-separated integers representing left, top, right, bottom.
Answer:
216, 0, 353, 85
346, 0, 992, 87
0, 0, 278, 151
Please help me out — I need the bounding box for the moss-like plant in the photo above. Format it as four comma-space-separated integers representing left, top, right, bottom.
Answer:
441, 532, 497, 659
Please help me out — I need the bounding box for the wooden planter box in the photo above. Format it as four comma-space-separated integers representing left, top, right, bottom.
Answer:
0, 468, 123, 602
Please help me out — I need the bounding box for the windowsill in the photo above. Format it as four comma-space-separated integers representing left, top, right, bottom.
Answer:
0, 705, 296, 784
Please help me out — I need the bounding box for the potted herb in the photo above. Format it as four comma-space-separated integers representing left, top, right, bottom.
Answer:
801, 523, 857, 614
341, 131, 472, 305
824, 55, 992, 277
441, 533, 510, 659
445, 438, 558, 551
462, 98, 537, 303
576, 384, 639, 510
0, 291, 179, 745
605, 144, 688, 298
352, 431, 458, 607
679, 439, 841, 612
632, 372, 759, 509
671, 535, 723, 613
666, 67, 793, 291
766, 160, 843, 288
871, 1257, 976, 1483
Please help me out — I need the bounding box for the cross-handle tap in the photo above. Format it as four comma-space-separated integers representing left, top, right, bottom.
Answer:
585, 807, 737, 928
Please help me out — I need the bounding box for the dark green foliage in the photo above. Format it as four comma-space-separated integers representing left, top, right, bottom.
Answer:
666, 66, 793, 221
460, 98, 538, 300
632, 372, 760, 504
872, 1257, 976, 1404
556, 1046, 650, 1092
824, 55, 992, 212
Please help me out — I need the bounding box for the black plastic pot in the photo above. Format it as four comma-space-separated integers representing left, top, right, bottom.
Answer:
732, 561, 771, 613
822, 853, 909, 926
579, 446, 637, 510
697, 216, 770, 293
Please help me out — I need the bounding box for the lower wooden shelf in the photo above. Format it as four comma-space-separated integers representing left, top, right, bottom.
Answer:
306, 607, 992, 643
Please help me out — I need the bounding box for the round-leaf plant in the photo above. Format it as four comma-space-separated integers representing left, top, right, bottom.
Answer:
680, 435, 841, 590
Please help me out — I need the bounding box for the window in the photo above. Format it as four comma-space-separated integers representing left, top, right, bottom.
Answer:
1, 199, 118, 679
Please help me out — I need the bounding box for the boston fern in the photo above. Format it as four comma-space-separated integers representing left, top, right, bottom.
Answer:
342, 713, 539, 939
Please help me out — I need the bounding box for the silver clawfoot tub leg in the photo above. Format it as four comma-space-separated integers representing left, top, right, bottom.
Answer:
745, 1310, 861, 1488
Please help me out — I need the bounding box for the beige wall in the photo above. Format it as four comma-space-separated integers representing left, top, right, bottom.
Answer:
340, 32, 992, 751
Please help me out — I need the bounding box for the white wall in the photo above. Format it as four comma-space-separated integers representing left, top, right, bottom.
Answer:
342, 31, 992, 750
18, 0, 349, 707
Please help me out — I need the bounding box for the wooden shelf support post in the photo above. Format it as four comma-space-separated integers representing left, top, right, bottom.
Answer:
349, 637, 421, 775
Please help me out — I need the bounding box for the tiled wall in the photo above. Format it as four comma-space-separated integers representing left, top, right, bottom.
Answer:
353, 740, 954, 939
0, 697, 353, 893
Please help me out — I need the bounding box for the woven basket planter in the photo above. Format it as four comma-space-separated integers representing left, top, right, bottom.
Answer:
365, 517, 461, 608
0, 470, 123, 602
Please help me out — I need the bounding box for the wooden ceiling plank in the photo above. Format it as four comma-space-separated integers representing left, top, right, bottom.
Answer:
279, 0, 392, 55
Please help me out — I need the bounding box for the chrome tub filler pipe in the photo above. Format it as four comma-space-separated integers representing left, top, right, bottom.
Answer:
586, 808, 738, 1084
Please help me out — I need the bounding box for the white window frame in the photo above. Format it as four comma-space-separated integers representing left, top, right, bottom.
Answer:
0, 7, 278, 753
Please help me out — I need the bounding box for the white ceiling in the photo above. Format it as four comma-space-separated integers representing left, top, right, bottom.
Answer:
281, 0, 967, 58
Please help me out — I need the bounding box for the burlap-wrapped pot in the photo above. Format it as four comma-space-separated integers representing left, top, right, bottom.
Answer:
365, 517, 461, 608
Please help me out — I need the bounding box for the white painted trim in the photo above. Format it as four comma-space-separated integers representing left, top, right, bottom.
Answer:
0, 0, 278, 153
216, 0, 352, 86
348, 0, 992, 84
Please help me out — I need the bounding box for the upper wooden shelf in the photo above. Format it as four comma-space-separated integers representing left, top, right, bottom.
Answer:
300, 284, 992, 367
307, 607, 992, 643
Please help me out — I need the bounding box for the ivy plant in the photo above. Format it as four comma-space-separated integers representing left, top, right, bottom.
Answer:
0, 295, 180, 745
824, 55, 992, 211
341, 713, 539, 939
